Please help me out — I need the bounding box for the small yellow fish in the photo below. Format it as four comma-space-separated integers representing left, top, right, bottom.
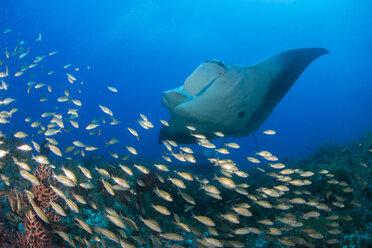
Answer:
154, 187, 173, 202
17, 144, 32, 151
52, 173, 75, 187
20, 170, 40, 185
140, 216, 162, 233
128, 127, 139, 140
86, 123, 99, 130
126, 146, 137, 155
102, 178, 115, 196
152, 204, 171, 216
99, 105, 113, 116
263, 130, 276, 135
112, 176, 130, 188
14, 131, 28, 138
75, 217, 92, 234
160, 119, 169, 126
50, 201, 67, 216
67, 73, 76, 81
55, 231, 76, 247
64, 197, 80, 213
61, 167, 77, 184
72, 99, 82, 106
193, 215, 215, 226
224, 142, 240, 149
78, 165, 92, 179
215, 148, 229, 154
106, 214, 126, 228
48, 144, 62, 157
134, 164, 149, 174
119, 164, 133, 176
107, 86, 118, 92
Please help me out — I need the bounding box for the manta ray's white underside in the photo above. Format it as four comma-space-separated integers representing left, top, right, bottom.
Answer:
159, 48, 329, 144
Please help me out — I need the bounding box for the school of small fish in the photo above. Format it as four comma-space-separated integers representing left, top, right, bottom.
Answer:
0, 30, 370, 248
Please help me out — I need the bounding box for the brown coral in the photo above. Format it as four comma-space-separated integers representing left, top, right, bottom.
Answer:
32, 164, 58, 209
16, 211, 52, 248
13, 164, 63, 248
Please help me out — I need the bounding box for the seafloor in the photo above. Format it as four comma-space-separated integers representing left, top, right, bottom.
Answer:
0, 130, 371, 248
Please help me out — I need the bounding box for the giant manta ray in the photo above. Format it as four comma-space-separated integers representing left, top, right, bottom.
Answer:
159, 48, 329, 144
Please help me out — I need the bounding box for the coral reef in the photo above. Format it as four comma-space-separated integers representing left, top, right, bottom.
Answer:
3, 162, 63, 248
17, 211, 53, 248
0, 132, 371, 247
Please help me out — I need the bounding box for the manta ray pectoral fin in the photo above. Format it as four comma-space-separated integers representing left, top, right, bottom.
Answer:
241, 48, 329, 134
249, 48, 329, 99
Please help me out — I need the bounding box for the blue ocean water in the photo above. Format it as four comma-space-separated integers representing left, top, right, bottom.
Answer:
1, 2, 372, 247
1, 0, 371, 163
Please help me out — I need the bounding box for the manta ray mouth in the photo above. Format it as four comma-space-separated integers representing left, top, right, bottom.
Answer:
161, 90, 188, 109
162, 76, 221, 110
